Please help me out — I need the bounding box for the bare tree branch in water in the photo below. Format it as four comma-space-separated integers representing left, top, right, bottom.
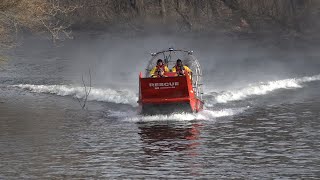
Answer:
76, 69, 92, 110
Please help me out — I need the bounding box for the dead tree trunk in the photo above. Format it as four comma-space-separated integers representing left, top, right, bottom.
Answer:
130, 0, 145, 17
176, 0, 181, 10
289, 0, 302, 32
159, 0, 166, 23
193, 0, 200, 19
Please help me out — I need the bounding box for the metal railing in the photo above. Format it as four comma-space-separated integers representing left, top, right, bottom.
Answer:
144, 48, 203, 101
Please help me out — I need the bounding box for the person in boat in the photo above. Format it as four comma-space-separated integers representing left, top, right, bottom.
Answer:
172, 59, 192, 76
150, 59, 169, 77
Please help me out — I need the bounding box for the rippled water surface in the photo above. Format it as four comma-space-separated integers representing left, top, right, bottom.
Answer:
1, 36, 320, 179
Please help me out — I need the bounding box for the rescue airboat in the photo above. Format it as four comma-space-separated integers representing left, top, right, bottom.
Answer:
138, 48, 204, 114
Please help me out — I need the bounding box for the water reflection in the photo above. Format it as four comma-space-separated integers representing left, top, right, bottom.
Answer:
137, 122, 201, 156
137, 121, 204, 177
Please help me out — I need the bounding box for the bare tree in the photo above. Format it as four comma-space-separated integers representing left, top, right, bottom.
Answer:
220, 0, 252, 30
36, 0, 81, 43
175, 1, 192, 31
0, 0, 80, 47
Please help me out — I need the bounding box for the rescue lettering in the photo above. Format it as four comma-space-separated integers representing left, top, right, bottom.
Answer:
149, 82, 179, 87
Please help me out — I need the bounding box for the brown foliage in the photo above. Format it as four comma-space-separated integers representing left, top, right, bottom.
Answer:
0, 0, 79, 47
0, 0, 319, 47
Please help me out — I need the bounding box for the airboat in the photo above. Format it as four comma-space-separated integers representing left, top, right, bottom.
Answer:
138, 48, 204, 115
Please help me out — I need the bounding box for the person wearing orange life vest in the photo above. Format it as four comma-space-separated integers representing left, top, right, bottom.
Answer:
150, 59, 169, 77
172, 59, 192, 76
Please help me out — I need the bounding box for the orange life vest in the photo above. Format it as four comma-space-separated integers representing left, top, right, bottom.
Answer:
174, 65, 185, 75
155, 65, 165, 77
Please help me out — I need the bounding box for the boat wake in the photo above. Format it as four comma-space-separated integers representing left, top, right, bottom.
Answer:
109, 108, 247, 122
10, 74, 320, 120
207, 74, 320, 105
11, 84, 138, 106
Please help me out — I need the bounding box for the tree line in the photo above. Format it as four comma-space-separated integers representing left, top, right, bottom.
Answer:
1, 0, 319, 47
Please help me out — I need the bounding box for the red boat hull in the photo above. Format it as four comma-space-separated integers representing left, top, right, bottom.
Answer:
138, 72, 204, 114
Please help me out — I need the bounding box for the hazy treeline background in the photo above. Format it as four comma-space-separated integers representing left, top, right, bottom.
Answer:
1, 0, 320, 47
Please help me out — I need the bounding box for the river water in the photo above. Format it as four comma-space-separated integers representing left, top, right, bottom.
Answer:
0, 34, 319, 179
